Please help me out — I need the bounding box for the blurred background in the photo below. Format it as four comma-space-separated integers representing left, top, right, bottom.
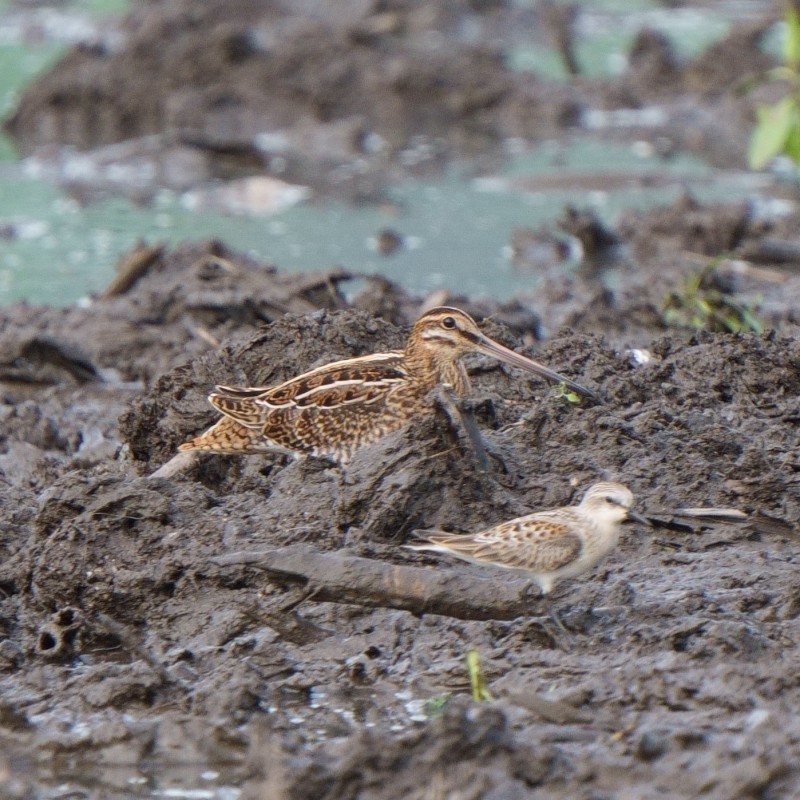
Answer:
0, 0, 789, 305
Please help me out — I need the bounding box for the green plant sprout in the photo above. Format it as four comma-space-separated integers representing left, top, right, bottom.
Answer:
423, 694, 451, 718
466, 650, 494, 702
663, 263, 763, 334
552, 382, 582, 405
749, 7, 800, 169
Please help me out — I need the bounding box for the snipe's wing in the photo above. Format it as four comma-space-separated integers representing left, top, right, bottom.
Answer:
209, 351, 409, 427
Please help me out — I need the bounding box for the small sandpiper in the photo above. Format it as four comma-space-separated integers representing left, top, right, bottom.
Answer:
407, 482, 648, 627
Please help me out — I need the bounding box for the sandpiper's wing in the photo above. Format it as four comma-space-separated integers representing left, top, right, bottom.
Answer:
209, 351, 408, 426
480, 514, 583, 573
413, 509, 583, 574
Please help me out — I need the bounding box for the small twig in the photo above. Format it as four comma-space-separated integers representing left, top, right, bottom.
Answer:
148, 449, 200, 479
184, 322, 221, 348
672, 507, 748, 522
414, 446, 459, 465
100, 243, 164, 299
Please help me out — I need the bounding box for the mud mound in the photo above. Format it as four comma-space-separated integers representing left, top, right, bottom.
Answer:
3, 0, 526, 199
513, 196, 800, 342
0, 239, 360, 385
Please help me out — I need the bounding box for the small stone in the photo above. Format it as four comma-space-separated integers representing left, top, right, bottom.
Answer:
374, 228, 404, 256
636, 730, 668, 761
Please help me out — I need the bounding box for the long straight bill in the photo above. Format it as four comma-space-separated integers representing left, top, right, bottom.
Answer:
472, 332, 598, 400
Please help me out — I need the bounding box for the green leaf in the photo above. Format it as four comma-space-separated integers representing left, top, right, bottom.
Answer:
737, 305, 764, 334
552, 382, 582, 405
696, 298, 713, 316
767, 66, 798, 83
786, 8, 800, 69
423, 694, 450, 718
748, 98, 796, 169
785, 109, 800, 164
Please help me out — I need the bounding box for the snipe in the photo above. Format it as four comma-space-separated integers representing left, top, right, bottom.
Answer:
178, 307, 596, 463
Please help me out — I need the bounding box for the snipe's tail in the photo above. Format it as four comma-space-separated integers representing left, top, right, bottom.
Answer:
178, 416, 271, 454
208, 386, 268, 427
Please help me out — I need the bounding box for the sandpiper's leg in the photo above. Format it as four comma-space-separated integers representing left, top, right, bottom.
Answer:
332, 462, 351, 544
522, 581, 537, 617
549, 608, 574, 653
460, 397, 510, 474
544, 597, 574, 652
522, 582, 571, 650
522, 582, 568, 632
547, 601, 570, 636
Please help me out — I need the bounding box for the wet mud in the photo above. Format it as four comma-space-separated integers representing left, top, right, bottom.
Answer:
2, 0, 800, 797
1, 202, 800, 797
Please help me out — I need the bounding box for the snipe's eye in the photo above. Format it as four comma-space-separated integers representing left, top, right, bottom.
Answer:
442, 316, 456, 329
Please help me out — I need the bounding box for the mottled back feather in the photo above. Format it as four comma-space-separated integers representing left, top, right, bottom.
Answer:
407, 482, 638, 595
414, 513, 584, 574
210, 352, 408, 421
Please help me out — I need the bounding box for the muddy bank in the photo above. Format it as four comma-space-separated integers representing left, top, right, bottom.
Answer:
1, 1, 784, 203
0, 202, 799, 796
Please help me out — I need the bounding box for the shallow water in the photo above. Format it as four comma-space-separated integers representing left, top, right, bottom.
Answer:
1, 138, 778, 307
0, 0, 784, 307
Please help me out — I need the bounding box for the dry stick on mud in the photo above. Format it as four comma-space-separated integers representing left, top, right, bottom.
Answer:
100, 242, 165, 299
210, 544, 532, 621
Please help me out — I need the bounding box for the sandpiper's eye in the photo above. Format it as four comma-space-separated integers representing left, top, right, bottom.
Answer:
442, 316, 456, 329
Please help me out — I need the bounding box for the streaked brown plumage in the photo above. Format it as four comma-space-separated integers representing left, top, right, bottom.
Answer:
178, 306, 595, 463
406, 482, 646, 595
